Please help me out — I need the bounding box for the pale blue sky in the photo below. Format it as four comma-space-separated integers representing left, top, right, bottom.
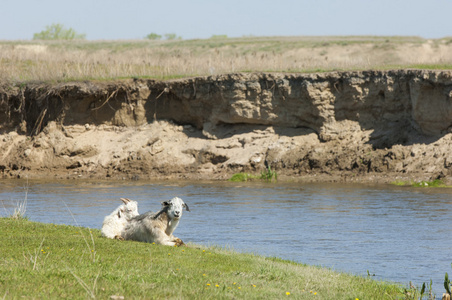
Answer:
2, 0, 451, 40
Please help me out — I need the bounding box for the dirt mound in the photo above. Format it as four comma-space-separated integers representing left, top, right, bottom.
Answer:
1, 71, 452, 183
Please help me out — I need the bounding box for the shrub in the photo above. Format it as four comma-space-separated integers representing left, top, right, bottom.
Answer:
146, 33, 162, 40
164, 33, 180, 40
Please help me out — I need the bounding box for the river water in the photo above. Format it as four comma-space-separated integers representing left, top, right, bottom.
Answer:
1, 179, 451, 296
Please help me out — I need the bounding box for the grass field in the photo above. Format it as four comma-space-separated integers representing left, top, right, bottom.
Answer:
1, 35, 452, 82
0, 217, 416, 299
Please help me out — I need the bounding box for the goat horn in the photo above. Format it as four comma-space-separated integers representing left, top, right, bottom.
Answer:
120, 198, 130, 204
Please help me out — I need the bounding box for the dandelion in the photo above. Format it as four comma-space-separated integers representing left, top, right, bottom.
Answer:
182, 249, 185, 252
286, 292, 290, 296
203, 274, 206, 276
215, 284, 219, 287
238, 287, 241, 290
168, 253, 171, 256
252, 284, 256, 288
233, 282, 236, 285
314, 292, 317, 295
203, 250, 206, 252
206, 283, 211, 286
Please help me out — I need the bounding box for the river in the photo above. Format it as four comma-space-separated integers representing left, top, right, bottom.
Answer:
1, 179, 451, 296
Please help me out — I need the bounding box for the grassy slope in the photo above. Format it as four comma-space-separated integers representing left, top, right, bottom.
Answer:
1, 218, 407, 299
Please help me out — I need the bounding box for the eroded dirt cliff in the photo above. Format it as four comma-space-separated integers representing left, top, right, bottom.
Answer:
1, 70, 452, 183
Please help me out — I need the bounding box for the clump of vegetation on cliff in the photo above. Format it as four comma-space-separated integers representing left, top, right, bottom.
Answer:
229, 166, 277, 182
391, 179, 451, 188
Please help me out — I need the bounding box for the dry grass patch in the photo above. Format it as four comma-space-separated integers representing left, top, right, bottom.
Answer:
2, 36, 452, 82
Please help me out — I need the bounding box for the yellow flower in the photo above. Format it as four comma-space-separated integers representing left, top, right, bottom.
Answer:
203, 274, 206, 276
203, 250, 206, 252
286, 292, 290, 296
314, 292, 317, 295
233, 282, 236, 285
238, 287, 241, 289
215, 284, 219, 287
252, 284, 256, 288
168, 253, 171, 256
206, 283, 211, 286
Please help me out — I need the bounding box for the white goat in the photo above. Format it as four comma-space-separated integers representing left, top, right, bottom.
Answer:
101, 198, 139, 239
121, 197, 189, 246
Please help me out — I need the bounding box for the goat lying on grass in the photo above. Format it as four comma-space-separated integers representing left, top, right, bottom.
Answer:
101, 198, 139, 239
121, 197, 189, 246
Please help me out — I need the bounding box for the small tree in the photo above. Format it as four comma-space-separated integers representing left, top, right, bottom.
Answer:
33, 23, 86, 40
146, 33, 162, 40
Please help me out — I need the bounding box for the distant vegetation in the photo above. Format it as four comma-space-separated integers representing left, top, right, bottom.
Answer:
33, 23, 86, 40
145, 32, 182, 40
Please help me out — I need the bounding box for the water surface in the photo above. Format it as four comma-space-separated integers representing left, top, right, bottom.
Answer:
1, 179, 451, 296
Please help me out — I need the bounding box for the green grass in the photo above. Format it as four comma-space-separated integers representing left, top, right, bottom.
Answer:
0, 217, 410, 299
391, 179, 451, 188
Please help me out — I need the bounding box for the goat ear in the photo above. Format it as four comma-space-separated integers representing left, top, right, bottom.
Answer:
183, 203, 190, 212
117, 210, 121, 218
120, 198, 130, 204
161, 201, 170, 206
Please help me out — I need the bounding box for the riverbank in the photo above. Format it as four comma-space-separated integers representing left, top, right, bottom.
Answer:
1, 70, 452, 184
1, 217, 411, 299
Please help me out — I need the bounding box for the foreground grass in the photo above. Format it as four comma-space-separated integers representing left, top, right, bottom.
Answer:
0, 218, 407, 299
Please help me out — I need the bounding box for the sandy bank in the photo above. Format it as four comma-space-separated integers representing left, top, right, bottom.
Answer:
1, 70, 451, 184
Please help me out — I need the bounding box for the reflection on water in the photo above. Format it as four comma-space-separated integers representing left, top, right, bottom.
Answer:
1, 179, 451, 295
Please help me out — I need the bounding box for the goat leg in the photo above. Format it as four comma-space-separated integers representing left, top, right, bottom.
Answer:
114, 235, 124, 241
173, 238, 185, 247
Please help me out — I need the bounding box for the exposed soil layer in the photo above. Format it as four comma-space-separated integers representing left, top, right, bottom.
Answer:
1, 70, 452, 184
